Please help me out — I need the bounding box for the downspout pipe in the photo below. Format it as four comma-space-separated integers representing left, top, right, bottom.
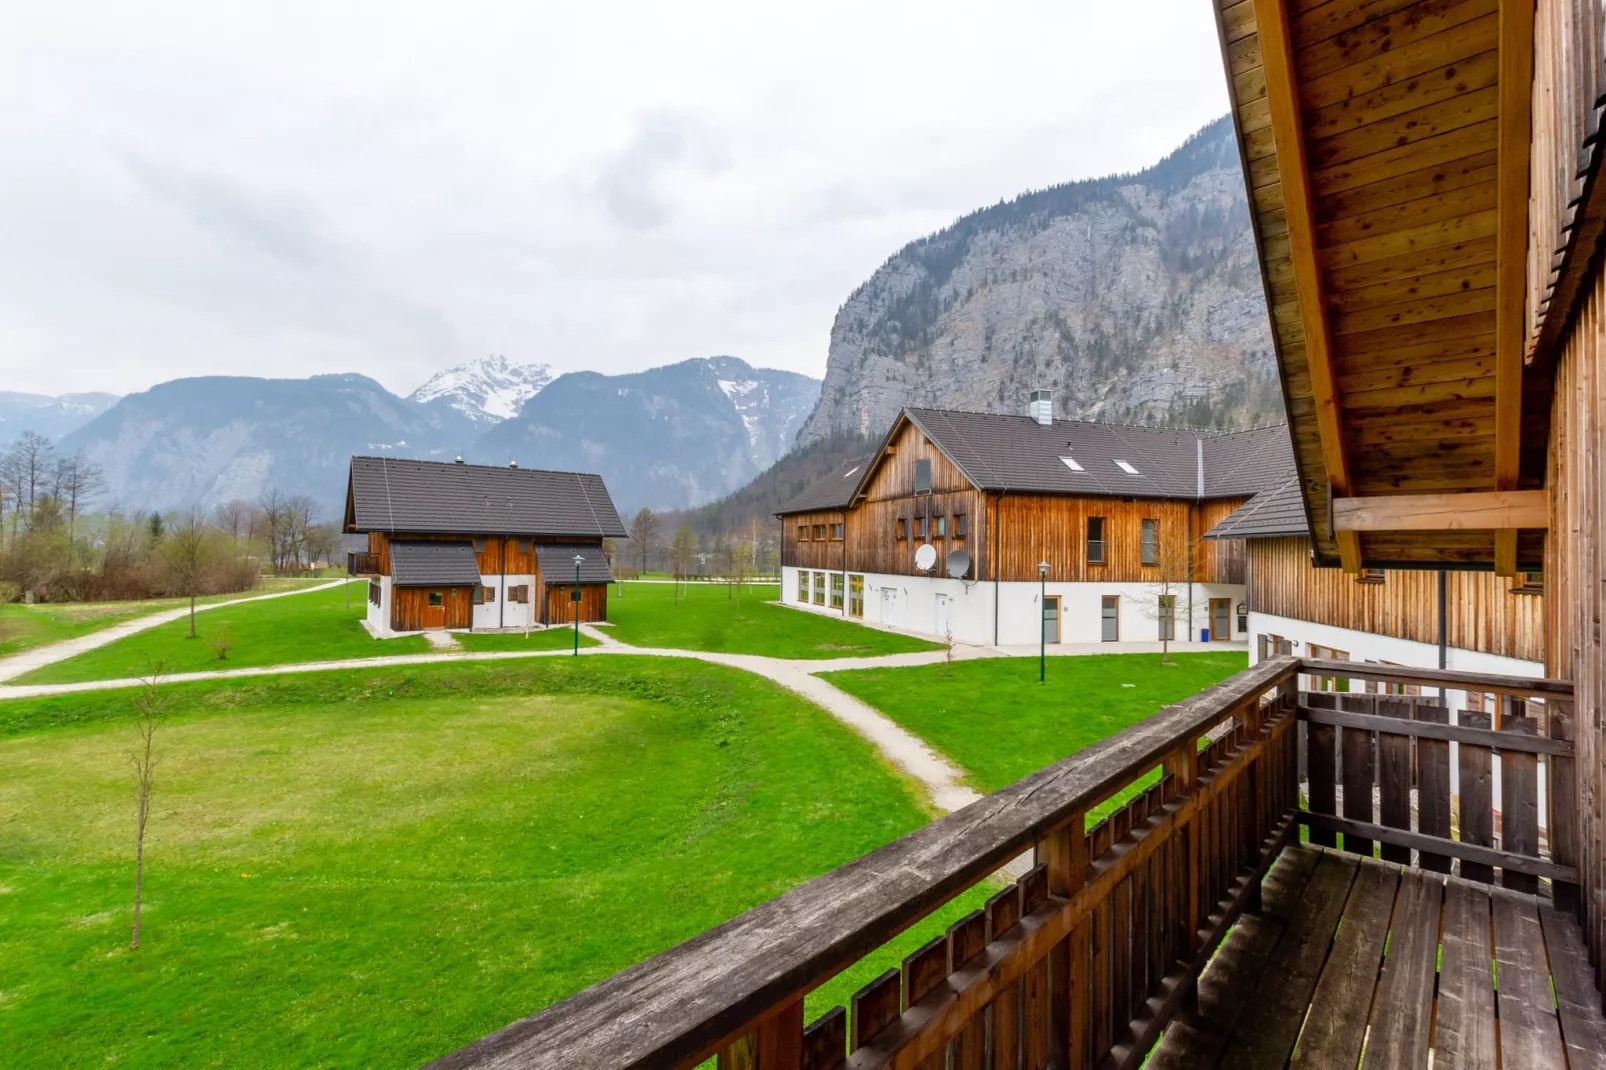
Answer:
1438, 568, 1448, 670
498, 536, 506, 630
993, 491, 1005, 646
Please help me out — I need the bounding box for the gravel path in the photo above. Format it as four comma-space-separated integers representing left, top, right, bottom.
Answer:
0, 579, 351, 684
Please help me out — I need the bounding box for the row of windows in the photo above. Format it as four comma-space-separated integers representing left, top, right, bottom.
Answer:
896, 513, 967, 540
473, 584, 531, 604
796, 522, 845, 542
471, 538, 533, 555
795, 570, 865, 617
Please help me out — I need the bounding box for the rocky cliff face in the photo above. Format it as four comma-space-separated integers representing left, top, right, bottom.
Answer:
798, 116, 1280, 444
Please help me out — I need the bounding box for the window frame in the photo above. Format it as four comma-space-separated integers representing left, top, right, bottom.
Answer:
914, 458, 932, 494
813, 523, 827, 541
1140, 518, 1159, 566
916, 515, 928, 540
830, 573, 845, 609
796, 570, 811, 603
830, 522, 845, 541
953, 513, 967, 538
797, 524, 810, 542
848, 574, 864, 618
934, 515, 946, 538
896, 518, 907, 540
1157, 594, 1176, 641
812, 571, 826, 605
428, 591, 444, 608
1087, 516, 1107, 564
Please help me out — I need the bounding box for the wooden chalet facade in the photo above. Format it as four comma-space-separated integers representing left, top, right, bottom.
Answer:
427, 2, 1606, 1067
342, 456, 626, 636
777, 404, 1286, 646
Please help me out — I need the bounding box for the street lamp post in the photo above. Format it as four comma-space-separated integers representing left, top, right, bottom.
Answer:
1038, 560, 1049, 683
573, 555, 584, 656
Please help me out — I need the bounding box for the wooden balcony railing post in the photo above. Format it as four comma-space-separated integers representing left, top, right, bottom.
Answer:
1038, 813, 1088, 1067
1549, 698, 1582, 914
1163, 742, 1200, 961
719, 999, 804, 1070
1501, 696, 1542, 895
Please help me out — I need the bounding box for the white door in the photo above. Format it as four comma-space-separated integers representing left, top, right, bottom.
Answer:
935, 593, 949, 636
881, 588, 898, 627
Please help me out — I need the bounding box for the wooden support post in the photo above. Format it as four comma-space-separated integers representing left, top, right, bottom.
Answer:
719, 999, 804, 1070
1164, 742, 1200, 959
1038, 814, 1088, 1069
1548, 698, 1581, 914
1501, 695, 1541, 895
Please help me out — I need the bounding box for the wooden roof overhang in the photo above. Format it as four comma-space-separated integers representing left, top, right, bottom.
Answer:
1217, 0, 1556, 573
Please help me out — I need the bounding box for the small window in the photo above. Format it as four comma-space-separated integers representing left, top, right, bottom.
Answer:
812, 572, 826, 605
1141, 519, 1159, 566
830, 573, 845, 609
896, 518, 907, 540
473, 538, 486, 552
1512, 570, 1544, 594
1356, 568, 1386, 585
473, 586, 495, 605
518, 539, 529, 554
831, 523, 845, 540
797, 570, 811, 603
914, 458, 932, 493
798, 524, 811, 542
848, 574, 864, 618
814, 524, 827, 541
954, 513, 967, 538
1059, 456, 1084, 472
1087, 517, 1106, 564
1114, 460, 1139, 475
368, 580, 381, 607
428, 591, 444, 607
1158, 595, 1175, 641
509, 585, 530, 604
842, 466, 860, 479
934, 516, 946, 538
916, 515, 928, 540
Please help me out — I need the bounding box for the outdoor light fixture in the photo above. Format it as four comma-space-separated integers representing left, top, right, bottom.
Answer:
1038, 561, 1050, 683
573, 554, 585, 656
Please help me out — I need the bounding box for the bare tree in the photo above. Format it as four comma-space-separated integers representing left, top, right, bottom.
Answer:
669, 521, 697, 605
52, 452, 104, 563
154, 510, 215, 638
130, 662, 164, 950
731, 538, 754, 614
214, 500, 252, 549
1130, 519, 1193, 665
632, 507, 659, 575
256, 491, 286, 571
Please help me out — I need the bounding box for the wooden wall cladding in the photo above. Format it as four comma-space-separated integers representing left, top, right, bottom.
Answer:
1247, 536, 1544, 662
994, 495, 1245, 585
1546, 264, 1605, 975
391, 585, 472, 631
365, 532, 592, 577
544, 584, 608, 626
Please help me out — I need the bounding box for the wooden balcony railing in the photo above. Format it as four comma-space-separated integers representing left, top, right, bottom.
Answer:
347, 551, 380, 576
426, 656, 1580, 1070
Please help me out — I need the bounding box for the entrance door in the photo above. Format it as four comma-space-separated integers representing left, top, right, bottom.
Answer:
881, 588, 898, 627
1042, 596, 1060, 644
1101, 595, 1119, 641
935, 593, 949, 636
1210, 598, 1231, 641
423, 591, 446, 630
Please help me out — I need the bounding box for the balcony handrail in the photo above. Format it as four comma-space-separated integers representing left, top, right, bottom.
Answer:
427, 655, 1303, 1069
1299, 657, 1574, 698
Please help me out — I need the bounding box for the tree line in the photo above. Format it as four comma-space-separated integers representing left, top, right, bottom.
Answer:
0, 429, 340, 604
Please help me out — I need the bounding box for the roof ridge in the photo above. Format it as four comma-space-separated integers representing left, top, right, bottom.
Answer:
350, 455, 615, 480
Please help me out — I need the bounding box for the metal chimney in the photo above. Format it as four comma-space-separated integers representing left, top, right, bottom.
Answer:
1029, 390, 1053, 427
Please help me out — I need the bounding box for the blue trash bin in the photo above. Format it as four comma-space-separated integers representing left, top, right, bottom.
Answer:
1200, 628, 1210, 642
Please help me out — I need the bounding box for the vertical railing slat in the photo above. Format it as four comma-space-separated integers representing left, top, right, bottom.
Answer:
1500, 696, 1541, 895
1458, 710, 1496, 885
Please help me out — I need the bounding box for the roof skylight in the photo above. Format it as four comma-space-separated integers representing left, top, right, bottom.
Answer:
1114, 460, 1140, 475
842, 466, 860, 478
1059, 456, 1084, 472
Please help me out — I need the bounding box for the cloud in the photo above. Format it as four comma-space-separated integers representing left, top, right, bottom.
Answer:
590, 111, 729, 230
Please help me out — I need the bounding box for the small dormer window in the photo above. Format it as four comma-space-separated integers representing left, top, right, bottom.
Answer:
1059, 456, 1084, 472
1114, 460, 1139, 475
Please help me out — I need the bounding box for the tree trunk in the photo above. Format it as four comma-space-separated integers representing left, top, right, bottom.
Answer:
189, 594, 197, 638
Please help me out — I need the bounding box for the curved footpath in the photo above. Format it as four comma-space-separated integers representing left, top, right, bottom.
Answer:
0, 614, 988, 816
0, 579, 349, 685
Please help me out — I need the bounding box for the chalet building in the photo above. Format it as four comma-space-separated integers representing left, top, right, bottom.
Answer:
775, 400, 1290, 646
342, 456, 627, 636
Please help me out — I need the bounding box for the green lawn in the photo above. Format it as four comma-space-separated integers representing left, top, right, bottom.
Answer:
0, 577, 333, 660
607, 582, 941, 659
11, 581, 430, 685
0, 657, 987, 1067
455, 628, 599, 652
821, 652, 1250, 794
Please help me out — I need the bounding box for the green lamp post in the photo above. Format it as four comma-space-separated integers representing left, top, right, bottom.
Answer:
572, 554, 584, 656
1038, 560, 1049, 683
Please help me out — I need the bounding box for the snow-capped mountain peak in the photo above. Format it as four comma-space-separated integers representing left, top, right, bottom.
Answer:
409, 354, 555, 424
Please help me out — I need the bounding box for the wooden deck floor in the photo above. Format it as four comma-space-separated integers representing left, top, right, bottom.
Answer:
1149, 845, 1606, 1069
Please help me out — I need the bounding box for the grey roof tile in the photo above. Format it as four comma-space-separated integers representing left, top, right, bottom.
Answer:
389, 541, 483, 587
534, 543, 616, 585
774, 457, 872, 515
1202, 477, 1310, 539
347, 456, 628, 538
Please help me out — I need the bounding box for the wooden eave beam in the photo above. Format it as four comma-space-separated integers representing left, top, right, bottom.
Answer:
1333, 490, 1549, 532
1251, 0, 1361, 573
1493, 0, 1535, 575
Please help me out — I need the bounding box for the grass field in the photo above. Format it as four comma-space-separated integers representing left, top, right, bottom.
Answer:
821, 652, 1250, 793
455, 628, 600, 652
10, 581, 431, 685
0, 657, 985, 1067
607, 581, 941, 659
0, 577, 335, 660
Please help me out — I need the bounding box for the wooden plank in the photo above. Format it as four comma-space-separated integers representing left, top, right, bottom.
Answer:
986, 884, 1022, 1070
1297, 810, 1577, 881
1020, 865, 1050, 1069
944, 912, 986, 1070
1457, 710, 1496, 884
1291, 859, 1398, 1068
1226, 852, 1359, 1069
1414, 704, 1454, 873
1539, 905, 1606, 1070
1360, 869, 1442, 1068
1341, 717, 1376, 858
1251, 0, 1360, 571
900, 937, 947, 1070
1332, 489, 1548, 531
1298, 704, 1574, 755
1547, 698, 1581, 913
1492, 0, 1535, 577
1299, 658, 1572, 696
1376, 700, 1414, 864
851, 970, 902, 1050
1499, 700, 1540, 895
1491, 888, 1566, 1067
1434, 879, 1496, 1068
1307, 696, 1339, 848
802, 1006, 846, 1070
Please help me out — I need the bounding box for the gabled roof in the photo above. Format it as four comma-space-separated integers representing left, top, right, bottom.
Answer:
1202, 478, 1309, 540
534, 543, 615, 585
390, 541, 482, 587
773, 457, 872, 516
345, 456, 628, 538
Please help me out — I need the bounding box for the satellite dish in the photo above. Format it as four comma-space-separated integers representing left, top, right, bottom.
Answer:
946, 549, 971, 579
914, 544, 937, 572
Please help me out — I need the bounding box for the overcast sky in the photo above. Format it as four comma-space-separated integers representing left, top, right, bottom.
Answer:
1, 1, 1231, 399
